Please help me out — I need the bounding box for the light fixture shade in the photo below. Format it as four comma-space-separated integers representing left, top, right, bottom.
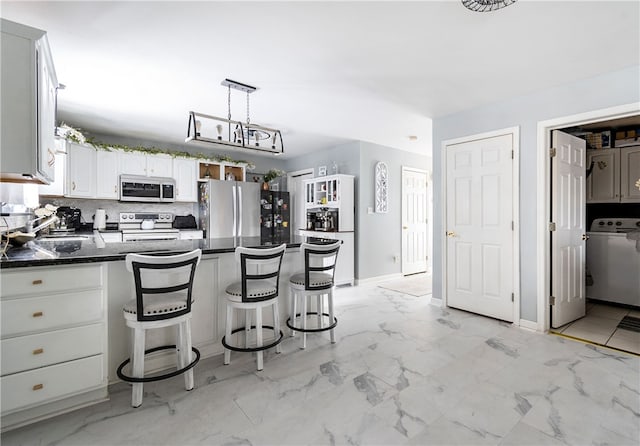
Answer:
462, 0, 517, 12
186, 111, 284, 155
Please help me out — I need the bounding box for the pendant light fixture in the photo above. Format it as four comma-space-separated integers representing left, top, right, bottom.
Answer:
186, 79, 284, 155
462, 0, 517, 12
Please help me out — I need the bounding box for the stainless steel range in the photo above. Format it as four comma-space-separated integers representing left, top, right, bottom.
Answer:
119, 212, 179, 241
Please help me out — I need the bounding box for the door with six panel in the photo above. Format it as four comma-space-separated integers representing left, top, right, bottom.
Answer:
445, 133, 515, 321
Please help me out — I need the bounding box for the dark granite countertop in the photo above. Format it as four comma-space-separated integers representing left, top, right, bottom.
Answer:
0, 235, 320, 269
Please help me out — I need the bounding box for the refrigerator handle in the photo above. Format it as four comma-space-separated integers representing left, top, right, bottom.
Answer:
232, 184, 237, 237
237, 185, 243, 237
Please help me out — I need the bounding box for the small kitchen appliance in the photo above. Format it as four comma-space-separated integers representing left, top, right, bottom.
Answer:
54, 206, 82, 232
119, 175, 175, 203
118, 212, 179, 241
306, 208, 338, 232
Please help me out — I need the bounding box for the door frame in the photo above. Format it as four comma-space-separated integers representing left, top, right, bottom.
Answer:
286, 168, 314, 233
536, 102, 640, 332
401, 166, 429, 275
441, 126, 521, 324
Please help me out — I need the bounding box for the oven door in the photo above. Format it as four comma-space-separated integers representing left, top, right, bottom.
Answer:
121, 231, 180, 242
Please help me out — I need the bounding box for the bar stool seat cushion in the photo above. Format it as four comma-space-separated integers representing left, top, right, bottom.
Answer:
289, 272, 334, 288
225, 280, 277, 302
123, 293, 189, 316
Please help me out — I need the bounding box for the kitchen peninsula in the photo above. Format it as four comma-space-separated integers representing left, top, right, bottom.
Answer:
0, 235, 321, 430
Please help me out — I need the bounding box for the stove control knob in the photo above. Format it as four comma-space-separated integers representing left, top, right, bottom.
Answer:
607, 221, 613, 226
598, 221, 605, 225
615, 221, 622, 226
122, 215, 128, 219
636, 221, 640, 227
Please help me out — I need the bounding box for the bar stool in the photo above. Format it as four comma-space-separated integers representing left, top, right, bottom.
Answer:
287, 241, 341, 349
222, 244, 287, 371
116, 249, 202, 408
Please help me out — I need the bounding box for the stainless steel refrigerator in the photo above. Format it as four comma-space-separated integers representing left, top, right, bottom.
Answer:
198, 180, 261, 238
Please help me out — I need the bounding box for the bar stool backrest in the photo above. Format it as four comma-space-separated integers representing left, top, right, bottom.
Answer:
125, 249, 202, 322
235, 244, 287, 303
301, 241, 341, 291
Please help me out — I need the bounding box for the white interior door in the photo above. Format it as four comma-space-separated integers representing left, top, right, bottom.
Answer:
402, 167, 428, 275
287, 169, 314, 234
445, 133, 514, 322
551, 130, 587, 328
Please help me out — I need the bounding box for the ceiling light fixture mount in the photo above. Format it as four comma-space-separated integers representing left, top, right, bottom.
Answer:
462, 0, 517, 12
186, 78, 284, 155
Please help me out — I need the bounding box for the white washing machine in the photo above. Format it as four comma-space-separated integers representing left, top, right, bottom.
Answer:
586, 218, 640, 307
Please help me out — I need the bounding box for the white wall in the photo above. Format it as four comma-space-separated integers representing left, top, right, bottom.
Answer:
432, 65, 640, 323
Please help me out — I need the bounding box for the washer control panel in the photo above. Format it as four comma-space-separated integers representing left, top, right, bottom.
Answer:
590, 218, 640, 233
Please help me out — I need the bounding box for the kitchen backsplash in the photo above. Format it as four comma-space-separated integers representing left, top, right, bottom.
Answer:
39, 197, 198, 227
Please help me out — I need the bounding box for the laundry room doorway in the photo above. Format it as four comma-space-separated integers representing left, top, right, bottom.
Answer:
537, 103, 640, 355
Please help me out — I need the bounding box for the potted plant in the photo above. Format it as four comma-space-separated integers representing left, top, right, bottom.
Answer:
263, 169, 285, 190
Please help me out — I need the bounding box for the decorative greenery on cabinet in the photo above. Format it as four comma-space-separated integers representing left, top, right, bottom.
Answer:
58, 123, 255, 169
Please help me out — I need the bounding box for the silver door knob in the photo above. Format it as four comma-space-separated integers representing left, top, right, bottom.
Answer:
582, 234, 589, 241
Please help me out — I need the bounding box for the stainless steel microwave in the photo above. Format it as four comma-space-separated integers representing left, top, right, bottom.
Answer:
119, 175, 175, 203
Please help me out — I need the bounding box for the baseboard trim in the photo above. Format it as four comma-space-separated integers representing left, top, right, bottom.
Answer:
429, 297, 443, 307
356, 273, 403, 286
519, 319, 539, 331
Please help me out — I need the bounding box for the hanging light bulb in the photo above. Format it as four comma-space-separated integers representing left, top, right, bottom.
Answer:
216, 124, 223, 140
271, 132, 277, 149
195, 120, 202, 137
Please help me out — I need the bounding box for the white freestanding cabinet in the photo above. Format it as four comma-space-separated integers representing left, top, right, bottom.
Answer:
304, 174, 355, 231
620, 146, 640, 203
0, 264, 108, 431
173, 157, 198, 202
1, 19, 58, 184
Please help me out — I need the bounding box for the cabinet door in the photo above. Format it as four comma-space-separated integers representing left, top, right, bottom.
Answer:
95, 150, 119, 199
66, 143, 96, 198
173, 157, 197, 202
146, 154, 172, 177
119, 151, 147, 176
620, 146, 640, 203
39, 151, 65, 196
37, 39, 57, 183
586, 149, 620, 203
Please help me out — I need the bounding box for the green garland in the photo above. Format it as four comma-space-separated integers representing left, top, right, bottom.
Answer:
60, 124, 255, 169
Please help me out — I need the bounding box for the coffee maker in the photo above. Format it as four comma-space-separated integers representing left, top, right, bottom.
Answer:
54, 206, 82, 232
306, 208, 339, 232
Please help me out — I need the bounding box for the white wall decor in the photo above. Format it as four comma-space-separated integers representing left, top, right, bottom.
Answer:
375, 161, 388, 213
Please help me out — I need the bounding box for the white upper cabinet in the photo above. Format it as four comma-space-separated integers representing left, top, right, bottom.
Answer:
1, 19, 58, 184
587, 147, 640, 203
95, 150, 119, 199
620, 146, 640, 203
147, 154, 173, 177
173, 157, 197, 202
118, 151, 147, 176
66, 143, 96, 198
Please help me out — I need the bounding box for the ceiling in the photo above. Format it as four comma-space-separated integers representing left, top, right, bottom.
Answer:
2, 1, 639, 159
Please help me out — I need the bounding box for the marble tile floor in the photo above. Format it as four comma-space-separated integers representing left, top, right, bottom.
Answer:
2, 285, 639, 446
552, 302, 640, 355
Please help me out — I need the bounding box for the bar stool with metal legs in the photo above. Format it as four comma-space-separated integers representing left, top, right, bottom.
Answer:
116, 249, 202, 408
222, 243, 287, 371
287, 241, 341, 349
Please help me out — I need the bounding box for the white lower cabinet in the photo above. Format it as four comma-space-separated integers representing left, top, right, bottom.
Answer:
0, 264, 108, 431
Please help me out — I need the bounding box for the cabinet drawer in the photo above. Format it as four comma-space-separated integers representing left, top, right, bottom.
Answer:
1, 265, 103, 297
1, 324, 104, 376
1, 355, 105, 414
1, 289, 103, 338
